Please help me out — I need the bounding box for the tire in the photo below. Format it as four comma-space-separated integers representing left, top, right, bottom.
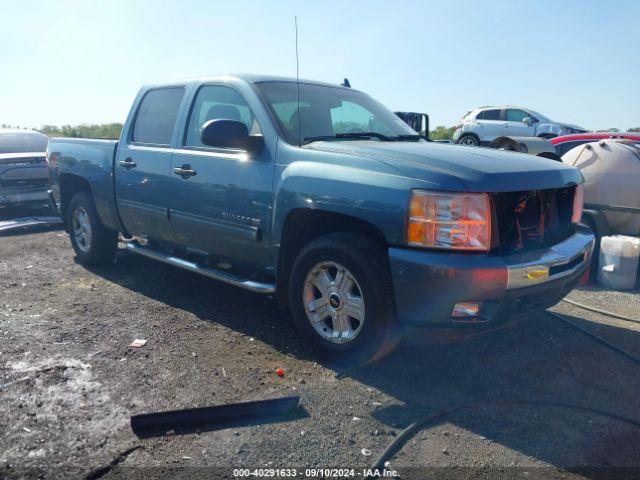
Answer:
289, 233, 400, 365
458, 134, 479, 146
67, 191, 117, 266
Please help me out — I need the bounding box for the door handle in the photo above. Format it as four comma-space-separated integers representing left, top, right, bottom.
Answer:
118, 158, 137, 169
173, 164, 197, 178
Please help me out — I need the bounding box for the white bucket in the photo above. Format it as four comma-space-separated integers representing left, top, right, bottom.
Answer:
598, 235, 640, 290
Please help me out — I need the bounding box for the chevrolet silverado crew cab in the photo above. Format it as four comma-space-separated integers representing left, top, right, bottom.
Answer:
48, 75, 594, 364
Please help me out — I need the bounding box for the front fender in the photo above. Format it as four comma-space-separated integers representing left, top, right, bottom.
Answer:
272, 160, 416, 249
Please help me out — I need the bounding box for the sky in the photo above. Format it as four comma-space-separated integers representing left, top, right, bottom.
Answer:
1, 0, 639, 131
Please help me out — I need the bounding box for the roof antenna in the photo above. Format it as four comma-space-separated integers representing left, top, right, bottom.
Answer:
295, 16, 301, 147
341, 78, 351, 88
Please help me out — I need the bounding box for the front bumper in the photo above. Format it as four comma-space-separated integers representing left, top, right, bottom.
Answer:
0, 188, 51, 205
389, 224, 594, 325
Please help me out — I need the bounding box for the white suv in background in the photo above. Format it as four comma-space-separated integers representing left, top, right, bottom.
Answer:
452, 106, 587, 146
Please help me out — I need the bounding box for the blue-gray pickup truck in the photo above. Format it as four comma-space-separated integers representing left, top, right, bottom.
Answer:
48, 75, 594, 364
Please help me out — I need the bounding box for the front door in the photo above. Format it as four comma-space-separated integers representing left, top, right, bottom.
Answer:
115, 86, 186, 242
169, 84, 274, 267
502, 108, 536, 137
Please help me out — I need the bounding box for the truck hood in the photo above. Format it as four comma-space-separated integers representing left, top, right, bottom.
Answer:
558, 123, 586, 132
306, 141, 582, 192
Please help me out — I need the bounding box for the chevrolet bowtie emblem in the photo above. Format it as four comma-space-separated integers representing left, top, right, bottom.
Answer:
525, 267, 549, 280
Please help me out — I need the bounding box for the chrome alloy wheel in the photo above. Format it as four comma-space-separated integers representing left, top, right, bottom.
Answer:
72, 206, 92, 253
303, 261, 365, 344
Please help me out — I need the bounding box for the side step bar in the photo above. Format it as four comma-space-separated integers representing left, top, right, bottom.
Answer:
125, 242, 276, 294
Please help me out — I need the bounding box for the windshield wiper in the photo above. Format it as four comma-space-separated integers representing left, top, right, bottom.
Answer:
303, 132, 392, 144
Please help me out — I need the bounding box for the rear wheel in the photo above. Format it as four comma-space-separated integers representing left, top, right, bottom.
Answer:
289, 233, 400, 365
67, 191, 117, 266
458, 134, 479, 146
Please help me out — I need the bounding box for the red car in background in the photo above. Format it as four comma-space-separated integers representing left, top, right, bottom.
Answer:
551, 132, 640, 157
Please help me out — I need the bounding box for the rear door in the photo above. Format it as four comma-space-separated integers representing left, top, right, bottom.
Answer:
169, 84, 274, 266
475, 109, 503, 143
502, 108, 536, 137
115, 86, 186, 242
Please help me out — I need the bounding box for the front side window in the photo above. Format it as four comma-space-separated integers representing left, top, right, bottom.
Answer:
256, 81, 415, 145
506, 109, 530, 123
132, 87, 185, 145
185, 85, 260, 148
476, 109, 501, 121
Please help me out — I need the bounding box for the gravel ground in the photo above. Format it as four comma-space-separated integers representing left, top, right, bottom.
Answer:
1, 211, 639, 479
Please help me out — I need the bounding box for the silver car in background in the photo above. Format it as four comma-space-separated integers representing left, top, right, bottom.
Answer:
0, 129, 50, 208
452, 106, 587, 146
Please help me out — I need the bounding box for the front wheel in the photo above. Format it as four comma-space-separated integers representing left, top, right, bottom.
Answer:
67, 191, 118, 266
458, 134, 479, 146
289, 233, 400, 365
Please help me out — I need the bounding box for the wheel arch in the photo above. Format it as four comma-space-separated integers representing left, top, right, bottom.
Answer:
59, 173, 92, 230
275, 208, 388, 307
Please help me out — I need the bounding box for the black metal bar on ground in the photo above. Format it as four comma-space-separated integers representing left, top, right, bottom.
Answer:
0, 216, 62, 233
584, 203, 640, 215
130, 396, 300, 437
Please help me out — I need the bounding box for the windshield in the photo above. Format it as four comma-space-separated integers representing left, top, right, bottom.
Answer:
255, 81, 416, 145
526, 109, 551, 122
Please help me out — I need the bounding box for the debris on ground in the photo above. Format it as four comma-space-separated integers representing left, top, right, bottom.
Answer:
361, 448, 372, 456
128, 339, 147, 348
0, 216, 62, 233
276, 368, 284, 377
130, 396, 300, 438
0, 376, 30, 391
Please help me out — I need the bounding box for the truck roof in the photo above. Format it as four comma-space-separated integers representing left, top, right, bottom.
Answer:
142, 74, 356, 91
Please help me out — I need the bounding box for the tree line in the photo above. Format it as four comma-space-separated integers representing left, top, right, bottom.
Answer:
37, 123, 123, 139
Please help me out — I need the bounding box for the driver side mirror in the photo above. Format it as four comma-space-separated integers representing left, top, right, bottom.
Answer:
200, 119, 264, 158
523, 117, 534, 126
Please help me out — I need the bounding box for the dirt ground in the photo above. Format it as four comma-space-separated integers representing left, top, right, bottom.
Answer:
1, 208, 640, 479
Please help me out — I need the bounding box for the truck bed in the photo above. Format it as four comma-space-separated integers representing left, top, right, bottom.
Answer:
48, 137, 120, 231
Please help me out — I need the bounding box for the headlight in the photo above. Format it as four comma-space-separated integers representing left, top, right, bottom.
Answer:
407, 190, 492, 251
571, 184, 584, 224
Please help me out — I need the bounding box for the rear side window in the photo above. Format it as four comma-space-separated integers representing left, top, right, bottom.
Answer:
476, 109, 501, 120
132, 87, 185, 145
